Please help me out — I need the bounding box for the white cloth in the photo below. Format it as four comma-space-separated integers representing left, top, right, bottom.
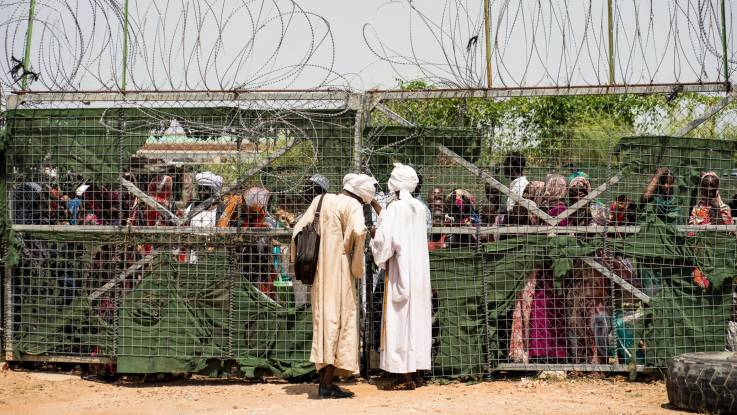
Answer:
415, 196, 433, 231
195, 172, 223, 193
506, 176, 529, 211
181, 204, 219, 264
387, 163, 419, 203
343, 173, 377, 204
190, 209, 218, 228
371, 194, 432, 374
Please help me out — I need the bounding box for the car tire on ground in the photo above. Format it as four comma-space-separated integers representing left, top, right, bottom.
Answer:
666, 352, 737, 415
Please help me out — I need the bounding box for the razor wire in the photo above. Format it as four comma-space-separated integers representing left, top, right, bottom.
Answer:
363, 0, 737, 88
0, 0, 347, 93
1, 0, 736, 96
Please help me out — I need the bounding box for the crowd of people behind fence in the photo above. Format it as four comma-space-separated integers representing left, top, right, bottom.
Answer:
9, 153, 737, 375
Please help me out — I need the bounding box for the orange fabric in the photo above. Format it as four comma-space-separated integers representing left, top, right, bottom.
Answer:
217, 195, 243, 228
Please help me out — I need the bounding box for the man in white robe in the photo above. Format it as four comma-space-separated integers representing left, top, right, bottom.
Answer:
291, 173, 377, 399
370, 163, 432, 390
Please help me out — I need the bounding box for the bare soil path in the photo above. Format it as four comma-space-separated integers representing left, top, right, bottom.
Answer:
0, 369, 687, 415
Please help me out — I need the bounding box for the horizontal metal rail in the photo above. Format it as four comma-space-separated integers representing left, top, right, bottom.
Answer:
12, 224, 737, 236
7, 82, 729, 110
7, 354, 114, 364
6, 90, 361, 110
495, 363, 647, 372
12, 224, 293, 236
369, 82, 729, 100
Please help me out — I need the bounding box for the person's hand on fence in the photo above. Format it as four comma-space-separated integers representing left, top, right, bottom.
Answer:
692, 267, 710, 289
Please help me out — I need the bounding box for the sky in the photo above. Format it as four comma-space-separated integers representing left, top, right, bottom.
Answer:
0, 0, 735, 91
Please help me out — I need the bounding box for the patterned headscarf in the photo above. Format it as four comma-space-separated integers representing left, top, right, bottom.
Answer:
567, 170, 590, 183
308, 174, 330, 193
523, 180, 546, 206
543, 174, 568, 204
697, 171, 725, 206
195, 172, 223, 194
243, 187, 272, 214
569, 176, 592, 194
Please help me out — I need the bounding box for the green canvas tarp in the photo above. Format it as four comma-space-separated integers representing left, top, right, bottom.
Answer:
615, 136, 737, 220
3, 126, 736, 376
11, 218, 734, 375
475, 217, 736, 368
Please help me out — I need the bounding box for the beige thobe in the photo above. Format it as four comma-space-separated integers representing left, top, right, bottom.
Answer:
291, 194, 366, 376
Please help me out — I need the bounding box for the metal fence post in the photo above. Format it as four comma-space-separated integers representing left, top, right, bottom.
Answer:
478, 224, 492, 377
21, 0, 37, 90
121, 0, 130, 91
113, 108, 125, 360
721, 0, 729, 83
3, 263, 12, 361
353, 94, 373, 377
483, 0, 492, 88
607, 0, 615, 84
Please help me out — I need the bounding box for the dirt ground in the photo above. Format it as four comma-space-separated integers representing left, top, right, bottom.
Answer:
0, 368, 688, 415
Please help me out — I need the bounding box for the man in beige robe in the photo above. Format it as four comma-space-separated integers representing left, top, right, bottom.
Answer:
291, 173, 376, 399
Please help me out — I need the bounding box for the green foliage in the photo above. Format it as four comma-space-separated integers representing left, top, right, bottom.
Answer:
373, 82, 737, 166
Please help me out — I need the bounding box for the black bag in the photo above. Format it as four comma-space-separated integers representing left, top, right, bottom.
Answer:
294, 194, 326, 285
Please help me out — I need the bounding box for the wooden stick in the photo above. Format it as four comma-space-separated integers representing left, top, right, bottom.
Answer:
582, 257, 650, 304
181, 139, 298, 224
89, 250, 158, 301
120, 177, 182, 226
436, 144, 557, 225
552, 173, 622, 225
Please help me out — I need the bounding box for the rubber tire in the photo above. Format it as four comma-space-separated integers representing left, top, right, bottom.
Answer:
666, 352, 737, 415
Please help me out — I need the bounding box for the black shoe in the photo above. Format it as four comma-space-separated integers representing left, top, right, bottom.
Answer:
331, 385, 355, 398
318, 385, 354, 399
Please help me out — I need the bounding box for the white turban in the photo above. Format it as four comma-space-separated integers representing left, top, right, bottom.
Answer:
342, 173, 377, 204
195, 172, 223, 193
387, 163, 419, 201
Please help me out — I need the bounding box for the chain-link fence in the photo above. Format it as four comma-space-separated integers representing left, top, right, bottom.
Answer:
2, 88, 736, 378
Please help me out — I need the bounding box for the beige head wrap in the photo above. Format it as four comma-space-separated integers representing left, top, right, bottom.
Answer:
343, 173, 377, 204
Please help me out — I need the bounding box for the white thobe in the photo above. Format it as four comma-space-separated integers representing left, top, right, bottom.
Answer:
506, 176, 529, 211
371, 195, 432, 373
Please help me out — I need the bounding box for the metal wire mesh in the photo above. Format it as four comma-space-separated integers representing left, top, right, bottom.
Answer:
2, 89, 737, 378
3, 92, 357, 376
363, 91, 737, 376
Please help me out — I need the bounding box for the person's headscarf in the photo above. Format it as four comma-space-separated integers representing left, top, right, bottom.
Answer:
243, 187, 272, 214
195, 171, 223, 194
387, 163, 419, 201
701, 171, 719, 180
567, 170, 589, 183
343, 173, 377, 204
543, 174, 567, 205
569, 176, 592, 194
448, 189, 476, 208
445, 189, 478, 225
524, 180, 545, 207
309, 174, 330, 193
698, 171, 723, 203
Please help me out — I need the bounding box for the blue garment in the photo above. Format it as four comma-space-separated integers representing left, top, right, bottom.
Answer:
68, 198, 82, 225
